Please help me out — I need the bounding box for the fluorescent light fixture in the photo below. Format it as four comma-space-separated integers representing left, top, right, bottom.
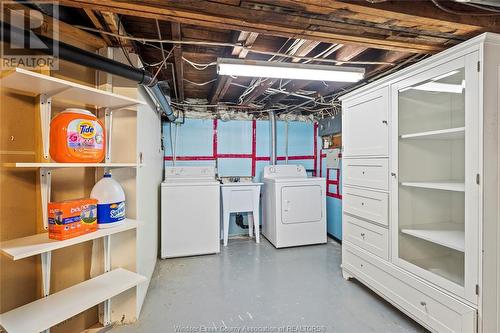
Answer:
400, 80, 465, 94
412, 80, 465, 94
431, 70, 460, 82
217, 58, 365, 82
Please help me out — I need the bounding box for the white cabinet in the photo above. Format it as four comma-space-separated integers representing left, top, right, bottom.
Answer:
391, 53, 479, 303
343, 158, 389, 190
340, 33, 500, 333
342, 87, 389, 157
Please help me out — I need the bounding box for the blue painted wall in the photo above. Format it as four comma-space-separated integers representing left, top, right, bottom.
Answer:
163, 118, 319, 236
320, 152, 343, 240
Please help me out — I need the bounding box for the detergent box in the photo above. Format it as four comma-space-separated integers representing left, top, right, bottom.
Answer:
48, 198, 98, 240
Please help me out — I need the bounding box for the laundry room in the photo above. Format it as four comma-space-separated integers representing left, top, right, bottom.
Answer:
1, 1, 499, 333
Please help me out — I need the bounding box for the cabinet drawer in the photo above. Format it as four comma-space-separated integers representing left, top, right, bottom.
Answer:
343, 158, 388, 190
342, 87, 389, 157
344, 214, 388, 260
343, 245, 476, 333
343, 186, 388, 226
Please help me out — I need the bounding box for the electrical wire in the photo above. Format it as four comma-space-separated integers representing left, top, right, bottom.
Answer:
74, 26, 395, 66
183, 78, 218, 86
431, 0, 500, 15
182, 56, 217, 70
461, 1, 500, 13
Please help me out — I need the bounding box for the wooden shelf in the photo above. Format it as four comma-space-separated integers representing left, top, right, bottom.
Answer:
400, 127, 465, 140
3, 162, 138, 169
401, 223, 465, 252
400, 181, 465, 192
1, 219, 139, 260
1, 68, 145, 109
0, 268, 146, 333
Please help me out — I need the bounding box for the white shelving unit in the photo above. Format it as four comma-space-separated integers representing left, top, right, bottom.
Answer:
400, 181, 465, 192
3, 162, 138, 169
401, 223, 465, 252
400, 127, 465, 140
1, 219, 139, 260
0, 268, 146, 333
1, 68, 146, 109
1, 68, 146, 332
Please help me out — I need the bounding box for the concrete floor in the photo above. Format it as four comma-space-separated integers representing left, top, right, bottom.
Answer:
112, 238, 427, 333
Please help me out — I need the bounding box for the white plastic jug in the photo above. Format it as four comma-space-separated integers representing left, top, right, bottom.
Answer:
90, 173, 126, 228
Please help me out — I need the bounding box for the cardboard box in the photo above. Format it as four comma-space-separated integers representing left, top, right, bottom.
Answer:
48, 199, 98, 240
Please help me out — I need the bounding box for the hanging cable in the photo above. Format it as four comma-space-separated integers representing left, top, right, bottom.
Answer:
431, 0, 500, 15
183, 78, 218, 86
182, 56, 218, 70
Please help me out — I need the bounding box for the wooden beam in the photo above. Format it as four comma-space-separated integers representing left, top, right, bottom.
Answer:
171, 22, 185, 102
100, 11, 134, 50
209, 30, 259, 104
1, 3, 106, 51
291, 40, 321, 63
209, 76, 232, 104
333, 45, 368, 64
83, 9, 113, 46
59, 0, 445, 53
232, 31, 259, 58
366, 50, 412, 77
256, 0, 500, 35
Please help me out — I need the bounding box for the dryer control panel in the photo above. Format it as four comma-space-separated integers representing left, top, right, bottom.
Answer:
263, 165, 307, 179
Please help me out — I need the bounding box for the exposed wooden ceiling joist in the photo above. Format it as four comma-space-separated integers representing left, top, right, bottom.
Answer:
59, 0, 447, 53
232, 31, 260, 58
209, 31, 259, 104
83, 9, 113, 46
100, 11, 135, 50
2, 3, 106, 51
257, 0, 500, 35
171, 22, 185, 102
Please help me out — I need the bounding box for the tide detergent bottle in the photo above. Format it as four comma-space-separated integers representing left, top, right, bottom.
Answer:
90, 173, 126, 228
50, 108, 105, 163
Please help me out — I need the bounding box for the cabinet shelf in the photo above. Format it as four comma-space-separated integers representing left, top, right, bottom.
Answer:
0, 219, 139, 260
401, 223, 465, 252
3, 162, 138, 170
400, 127, 465, 140
0, 268, 146, 333
1, 68, 145, 110
400, 181, 465, 192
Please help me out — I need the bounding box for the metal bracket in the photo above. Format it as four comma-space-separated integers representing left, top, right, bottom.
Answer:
104, 108, 113, 163
103, 235, 111, 325
39, 95, 52, 160
41, 251, 52, 333
40, 168, 52, 230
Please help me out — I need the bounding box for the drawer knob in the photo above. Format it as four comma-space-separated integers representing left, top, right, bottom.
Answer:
362, 171, 365, 175
361, 233, 366, 239
420, 301, 427, 307
361, 202, 365, 206
382, 120, 388, 125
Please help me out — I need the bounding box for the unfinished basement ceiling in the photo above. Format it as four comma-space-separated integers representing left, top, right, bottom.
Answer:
58, 0, 500, 118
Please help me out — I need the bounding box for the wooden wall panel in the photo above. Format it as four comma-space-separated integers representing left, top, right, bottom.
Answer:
0, 89, 38, 313
0, 59, 100, 332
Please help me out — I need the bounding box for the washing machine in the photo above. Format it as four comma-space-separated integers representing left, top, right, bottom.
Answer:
262, 164, 326, 248
161, 166, 220, 258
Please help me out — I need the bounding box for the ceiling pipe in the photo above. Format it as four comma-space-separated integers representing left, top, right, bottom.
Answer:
2, 22, 176, 121
268, 110, 277, 165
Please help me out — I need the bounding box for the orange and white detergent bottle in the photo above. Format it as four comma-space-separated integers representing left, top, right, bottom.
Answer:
50, 108, 105, 163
